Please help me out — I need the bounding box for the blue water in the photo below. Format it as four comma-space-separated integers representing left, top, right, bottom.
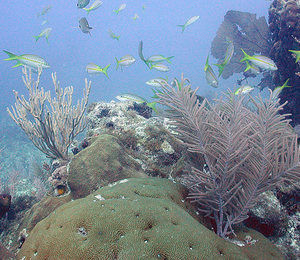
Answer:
0, 0, 271, 178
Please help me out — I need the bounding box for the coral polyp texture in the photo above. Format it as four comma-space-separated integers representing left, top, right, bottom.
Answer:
17, 178, 285, 260
269, 0, 300, 126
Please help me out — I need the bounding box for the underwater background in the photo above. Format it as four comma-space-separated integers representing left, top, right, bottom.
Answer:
0, 0, 271, 179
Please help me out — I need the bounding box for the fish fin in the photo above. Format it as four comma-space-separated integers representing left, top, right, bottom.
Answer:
83, 8, 91, 16
147, 101, 159, 114
213, 63, 225, 77
289, 50, 300, 63
102, 64, 110, 78
239, 49, 251, 62
113, 10, 119, 15
12, 62, 23, 68
151, 88, 159, 99
281, 79, 292, 89
32, 36, 40, 42
176, 25, 185, 33
3, 50, 18, 60
244, 61, 253, 72
115, 57, 119, 70
166, 56, 175, 64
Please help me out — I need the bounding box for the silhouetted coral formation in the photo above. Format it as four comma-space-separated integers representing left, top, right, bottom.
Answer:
211, 10, 271, 79
269, 0, 300, 126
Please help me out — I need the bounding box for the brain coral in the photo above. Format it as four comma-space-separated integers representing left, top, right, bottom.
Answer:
17, 178, 285, 260
68, 134, 148, 199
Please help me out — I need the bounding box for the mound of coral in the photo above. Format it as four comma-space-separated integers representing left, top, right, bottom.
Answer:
17, 178, 285, 260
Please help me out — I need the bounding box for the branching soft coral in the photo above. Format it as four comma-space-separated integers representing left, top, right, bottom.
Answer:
157, 74, 300, 238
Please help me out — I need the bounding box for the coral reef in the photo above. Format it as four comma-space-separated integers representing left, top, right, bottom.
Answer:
67, 134, 148, 199
211, 10, 271, 80
16, 178, 285, 260
269, 0, 300, 126
10, 194, 72, 251
86, 100, 185, 178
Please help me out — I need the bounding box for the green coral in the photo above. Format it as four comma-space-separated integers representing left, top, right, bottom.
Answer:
17, 178, 284, 260
68, 134, 148, 199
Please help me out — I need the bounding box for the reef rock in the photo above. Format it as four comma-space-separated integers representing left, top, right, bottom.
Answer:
85, 100, 186, 179
17, 178, 285, 260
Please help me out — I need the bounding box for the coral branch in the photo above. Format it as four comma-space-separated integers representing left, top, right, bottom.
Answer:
7, 67, 91, 160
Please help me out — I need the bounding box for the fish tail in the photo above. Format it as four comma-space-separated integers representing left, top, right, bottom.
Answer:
147, 101, 159, 114
244, 61, 252, 72
115, 57, 120, 70
214, 63, 225, 77
176, 25, 185, 33
204, 54, 210, 71
116, 36, 120, 41
145, 60, 152, 68
113, 10, 119, 15
166, 56, 175, 64
12, 61, 23, 68
151, 88, 160, 99
85, 9, 91, 16
3, 50, 18, 60
102, 64, 110, 78
240, 49, 251, 62
32, 36, 40, 42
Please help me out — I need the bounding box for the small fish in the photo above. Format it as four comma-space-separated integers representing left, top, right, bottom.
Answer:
79, 17, 93, 35
146, 55, 174, 64
240, 49, 277, 71
177, 15, 199, 34
77, 0, 90, 8
138, 40, 149, 68
214, 37, 234, 77
270, 79, 292, 101
115, 54, 136, 70
113, 4, 126, 15
116, 93, 158, 113
33, 28, 52, 43
132, 14, 139, 21
37, 5, 52, 17
204, 55, 218, 88
83, 0, 102, 16
234, 85, 255, 95
108, 29, 120, 41
41, 20, 48, 26
86, 63, 110, 78
149, 63, 169, 72
3, 50, 50, 69
146, 77, 168, 87
289, 50, 300, 63
142, 4, 146, 13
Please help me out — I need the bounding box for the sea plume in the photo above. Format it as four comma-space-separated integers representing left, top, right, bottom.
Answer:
157, 74, 300, 238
